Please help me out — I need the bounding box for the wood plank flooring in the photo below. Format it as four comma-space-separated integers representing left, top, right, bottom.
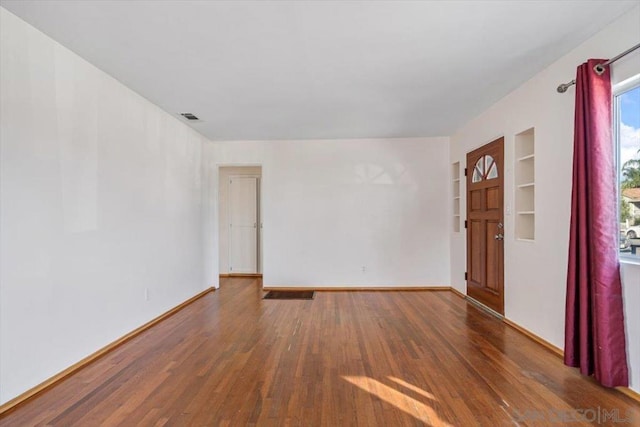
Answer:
1, 277, 638, 426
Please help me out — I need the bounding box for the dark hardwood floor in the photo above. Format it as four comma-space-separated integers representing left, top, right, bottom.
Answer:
1, 277, 638, 426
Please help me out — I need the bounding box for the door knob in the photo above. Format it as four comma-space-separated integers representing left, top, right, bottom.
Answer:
494, 233, 504, 240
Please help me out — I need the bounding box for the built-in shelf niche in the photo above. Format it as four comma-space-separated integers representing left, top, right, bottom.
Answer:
515, 128, 535, 240
452, 162, 461, 232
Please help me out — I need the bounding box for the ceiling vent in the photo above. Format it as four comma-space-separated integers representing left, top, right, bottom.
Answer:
180, 112, 200, 121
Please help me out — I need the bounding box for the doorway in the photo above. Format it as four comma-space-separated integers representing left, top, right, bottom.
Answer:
466, 137, 504, 315
219, 166, 262, 275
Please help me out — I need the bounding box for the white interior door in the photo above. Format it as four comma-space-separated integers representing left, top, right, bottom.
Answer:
228, 176, 258, 273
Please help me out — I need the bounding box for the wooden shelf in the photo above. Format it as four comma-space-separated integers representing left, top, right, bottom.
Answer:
517, 182, 535, 188
517, 154, 535, 162
517, 211, 535, 215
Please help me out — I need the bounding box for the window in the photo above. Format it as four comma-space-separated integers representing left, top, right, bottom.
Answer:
616, 76, 640, 259
471, 154, 498, 183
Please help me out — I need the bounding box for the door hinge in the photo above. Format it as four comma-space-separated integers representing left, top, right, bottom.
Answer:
465, 272, 468, 281
464, 220, 468, 229
464, 168, 467, 176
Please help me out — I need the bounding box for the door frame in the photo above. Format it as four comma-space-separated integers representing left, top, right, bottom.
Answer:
465, 137, 505, 315
217, 164, 263, 276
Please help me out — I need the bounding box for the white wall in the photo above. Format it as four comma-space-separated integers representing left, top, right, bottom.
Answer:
203, 138, 450, 288
218, 166, 262, 274
449, 6, 640, 391
0, 8, 209, 404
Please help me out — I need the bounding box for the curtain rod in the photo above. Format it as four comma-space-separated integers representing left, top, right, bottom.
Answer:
556, 42, 640, 93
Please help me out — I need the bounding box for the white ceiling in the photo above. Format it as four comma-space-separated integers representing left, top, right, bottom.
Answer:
1, 1, 637, 141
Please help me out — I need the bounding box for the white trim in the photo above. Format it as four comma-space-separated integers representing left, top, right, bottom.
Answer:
613, 74, 640, 94
620, 257, 640, 266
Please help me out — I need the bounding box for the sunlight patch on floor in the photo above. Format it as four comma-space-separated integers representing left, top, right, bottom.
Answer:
387, 376, 437, 400
342, 376, 453, 426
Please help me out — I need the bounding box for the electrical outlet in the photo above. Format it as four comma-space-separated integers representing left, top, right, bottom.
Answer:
362, 266, 366, 273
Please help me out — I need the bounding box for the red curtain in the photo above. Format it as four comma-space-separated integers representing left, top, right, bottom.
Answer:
565, 59, 628, 387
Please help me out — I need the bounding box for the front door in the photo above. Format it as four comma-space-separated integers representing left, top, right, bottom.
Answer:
466, 137, 504, 314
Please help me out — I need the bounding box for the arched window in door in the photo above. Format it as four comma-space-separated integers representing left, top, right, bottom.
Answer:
472, 155, 498, 183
